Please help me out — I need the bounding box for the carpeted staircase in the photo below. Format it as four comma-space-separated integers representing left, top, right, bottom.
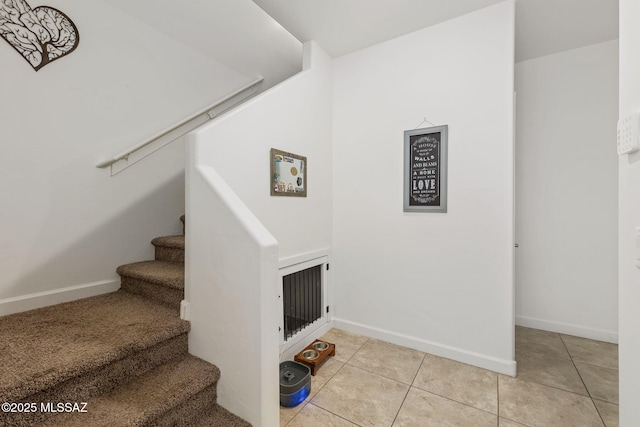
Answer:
0, 215, 251, 426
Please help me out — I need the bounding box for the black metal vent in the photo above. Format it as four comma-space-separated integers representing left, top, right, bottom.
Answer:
283, 265, 322, 340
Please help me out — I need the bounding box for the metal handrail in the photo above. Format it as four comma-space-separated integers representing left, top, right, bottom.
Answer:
96, 76, 264, 169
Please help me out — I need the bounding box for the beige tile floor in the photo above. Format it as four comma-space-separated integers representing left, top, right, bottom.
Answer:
280, 326, 619, 426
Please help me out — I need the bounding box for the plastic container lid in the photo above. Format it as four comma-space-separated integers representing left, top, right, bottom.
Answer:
280, 361, 311, 394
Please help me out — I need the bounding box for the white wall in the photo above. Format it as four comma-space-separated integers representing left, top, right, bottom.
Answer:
185, 42, 333, 260
0, 0, 300, 310
185, 164, 279, 427
618, 1, 640, 423
105, 0, 302, 91
185, 41, 332, 426
332, 1, 516, 374
515, 41, 619, 343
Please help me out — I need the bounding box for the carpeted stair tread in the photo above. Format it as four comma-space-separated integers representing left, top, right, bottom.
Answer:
151, 235, 185, 250
38, 354, 220, 427
151, 235, 185, 264
117, 261, 184, 290
191, 405, 253, 427
0, 291, 189, 403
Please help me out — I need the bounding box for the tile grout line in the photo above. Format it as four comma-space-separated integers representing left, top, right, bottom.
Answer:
559, 333, 607, 427
346, 356, 426, 386
339, 333, 424, 425
422, 390, 500, 418
306, 361, 346, 404
311, 332, 370, 400
389, 351, 428, 426
496, 372, 500, 422
516, 347, 611, 397
281, 401, 307, 427
302, 336, 353, 406
286, 331, 368, 426
515, 378, 592, 399
309, 402, 365, 427
559, 333, 595, 398
515, 328, 600, 427
306, 333, 370, 426
410, 382, 500, 418
410, 351, 501, 419
389, 386, 411, 427
559, 333, 619, 370
515, 352, 594, 397
343, 336, 370, 365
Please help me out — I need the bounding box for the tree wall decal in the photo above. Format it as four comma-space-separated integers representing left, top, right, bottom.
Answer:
0, 0, 79, 71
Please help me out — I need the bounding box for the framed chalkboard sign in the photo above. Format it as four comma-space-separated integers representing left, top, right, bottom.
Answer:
404, 125, 448, 212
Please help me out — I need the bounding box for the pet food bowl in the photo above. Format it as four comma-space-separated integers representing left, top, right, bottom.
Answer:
302, 349, 319, 360
312, 341, 329, 351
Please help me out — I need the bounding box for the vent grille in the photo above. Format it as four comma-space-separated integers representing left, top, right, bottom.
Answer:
283, 265, 322, 340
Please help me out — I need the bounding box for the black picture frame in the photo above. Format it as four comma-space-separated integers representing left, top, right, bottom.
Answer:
403, 125, 448, 212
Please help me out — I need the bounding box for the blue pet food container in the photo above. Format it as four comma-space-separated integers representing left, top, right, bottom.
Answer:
280, 361, 311, 407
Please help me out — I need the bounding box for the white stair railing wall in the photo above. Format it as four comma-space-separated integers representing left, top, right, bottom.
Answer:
97, 77, 264, 176
184, 162, 280, 427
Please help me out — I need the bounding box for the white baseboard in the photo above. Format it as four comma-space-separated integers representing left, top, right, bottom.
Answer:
0, 280, 120, 316
516, 315, 618, 344
180, 300, 191, 321
332, 318, 517, 377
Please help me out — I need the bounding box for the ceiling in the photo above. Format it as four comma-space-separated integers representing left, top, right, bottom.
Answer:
252, 0, 619, 62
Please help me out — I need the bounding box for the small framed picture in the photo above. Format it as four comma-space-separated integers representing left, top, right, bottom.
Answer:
270, 148, 307, 197
403, 125, 448, 212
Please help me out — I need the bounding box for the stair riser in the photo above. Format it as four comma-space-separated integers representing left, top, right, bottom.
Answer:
152, 384, 218, 427
120, 277, 182, 313
35, 355, 221, 427
3, 334, 189, 427
155, 246, 184, 264
192, 405, 253, 427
